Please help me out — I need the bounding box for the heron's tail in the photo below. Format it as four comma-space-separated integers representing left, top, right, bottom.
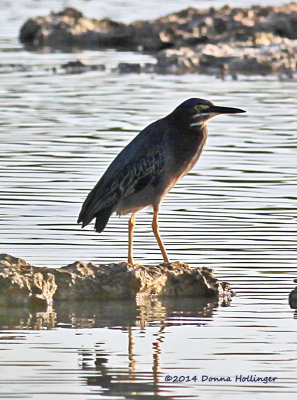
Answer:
77, 185, 114, 234
94, 208, 113, 233
78, 206, 113, 233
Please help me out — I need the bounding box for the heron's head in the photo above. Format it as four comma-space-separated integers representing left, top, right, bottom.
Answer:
172, 98, 246, 127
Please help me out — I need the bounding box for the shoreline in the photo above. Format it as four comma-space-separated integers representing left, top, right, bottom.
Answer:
18, 3, 297, 77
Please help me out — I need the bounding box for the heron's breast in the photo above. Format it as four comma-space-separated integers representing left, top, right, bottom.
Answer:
180, 139, 206, 178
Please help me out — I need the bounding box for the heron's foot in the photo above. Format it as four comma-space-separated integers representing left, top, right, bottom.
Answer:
127, 260, 143, 268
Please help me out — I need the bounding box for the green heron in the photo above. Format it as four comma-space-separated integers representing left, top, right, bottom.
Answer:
78, 98, 245, 264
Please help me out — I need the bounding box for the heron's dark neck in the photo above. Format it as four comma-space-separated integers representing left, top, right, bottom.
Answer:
168, 118, 208, 165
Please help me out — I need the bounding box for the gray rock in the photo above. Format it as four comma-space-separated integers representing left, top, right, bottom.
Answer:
19, 7, 164, 51
0, 63, 33, 73
289, 282, 297, 309
115, 63, 142, 73
0, 253, 234, 306
18, 4, 297, 77
60, 60, 105, 74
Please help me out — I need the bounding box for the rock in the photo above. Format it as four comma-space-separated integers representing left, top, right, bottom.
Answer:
20, 8, 123, 50
19, 7, 163, 51
0, 253, 233, 306
0, 63, 33, 73
60, 60, 105, 73
18, 4, 297, 77
289, 281, 297, 308
265, 10, 297, 39
0, 254, 57, 307
115, 62, 142, 73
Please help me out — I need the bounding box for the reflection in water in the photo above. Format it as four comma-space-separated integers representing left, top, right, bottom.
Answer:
0, 305, 57, 330
82, 338, 166, 399
0, 296, 223, 330
0, 297, 223, 399
83, 343, 166, 399
73, 298, 220, 400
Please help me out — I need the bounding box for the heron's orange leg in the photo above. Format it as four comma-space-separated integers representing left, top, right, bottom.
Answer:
128, 213, 136, 264
152, 211, 169, 263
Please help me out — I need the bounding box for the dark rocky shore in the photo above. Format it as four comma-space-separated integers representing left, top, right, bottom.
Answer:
19, 3, 297, 77
0, 253, 233, 307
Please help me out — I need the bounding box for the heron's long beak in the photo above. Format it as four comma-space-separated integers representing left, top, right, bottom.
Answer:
210, 105, 246, 114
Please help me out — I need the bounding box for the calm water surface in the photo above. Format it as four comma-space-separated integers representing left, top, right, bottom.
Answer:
0, 0, 297, 399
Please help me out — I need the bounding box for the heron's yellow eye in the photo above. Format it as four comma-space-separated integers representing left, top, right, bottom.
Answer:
195, 105, 209, 111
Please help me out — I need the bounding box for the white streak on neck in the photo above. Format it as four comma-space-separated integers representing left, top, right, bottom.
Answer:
190, 121, 204, 128
192, 113, 209, 119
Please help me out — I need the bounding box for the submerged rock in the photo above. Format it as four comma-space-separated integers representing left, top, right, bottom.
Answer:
289, 279, 297, 308
0, 63, 33, 73
19, 4, 297, 77
60, 60, 105, 74
0, 253, 233, 306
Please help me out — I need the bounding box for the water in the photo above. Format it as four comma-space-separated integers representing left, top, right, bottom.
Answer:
0, 0, 297, 399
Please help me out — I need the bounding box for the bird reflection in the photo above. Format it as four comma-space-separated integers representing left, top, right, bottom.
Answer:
128, 326, 136, 378
0, 296, 230, 399
70, 297, 224, 399
152, 325, 166, 388
79, 326, 168, 399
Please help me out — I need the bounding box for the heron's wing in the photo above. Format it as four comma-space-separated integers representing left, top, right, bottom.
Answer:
104, 141, 165, 200
78, 118, 167, 227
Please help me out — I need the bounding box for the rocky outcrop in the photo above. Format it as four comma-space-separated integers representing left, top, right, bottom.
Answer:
0, 254, 57, 307
19, 7, 166, 51
0, 253, 233, 307
19, 4, 297, 76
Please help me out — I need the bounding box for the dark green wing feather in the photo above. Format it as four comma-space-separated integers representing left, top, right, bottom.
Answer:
78, 118, 167, 228
104, 143, 165, 199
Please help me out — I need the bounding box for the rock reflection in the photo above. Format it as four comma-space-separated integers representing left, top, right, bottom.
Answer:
0, 296, 229, 330
0, 305, 56, 330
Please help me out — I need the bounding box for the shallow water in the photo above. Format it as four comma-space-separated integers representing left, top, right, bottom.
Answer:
0, 0, 297, 399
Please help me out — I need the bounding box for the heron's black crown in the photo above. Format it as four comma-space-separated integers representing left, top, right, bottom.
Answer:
175, 98, 213, 110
